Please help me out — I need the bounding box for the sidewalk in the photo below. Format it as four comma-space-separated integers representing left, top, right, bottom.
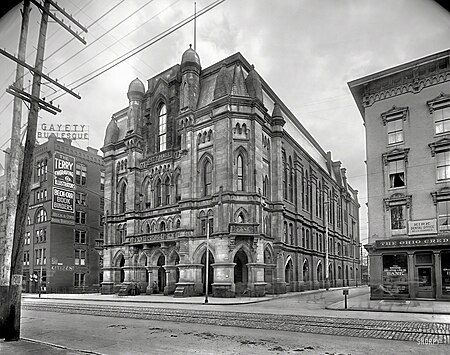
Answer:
327, 292, 450, 315
22, 291, 273, 305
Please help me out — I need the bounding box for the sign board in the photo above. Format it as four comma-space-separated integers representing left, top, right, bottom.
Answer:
52, 188, 75, 224
54, 152, 75, 189
50, 265, 74, 271
37, 123, 89, 141
375, 236, 450, 249
408, 219, 437, 236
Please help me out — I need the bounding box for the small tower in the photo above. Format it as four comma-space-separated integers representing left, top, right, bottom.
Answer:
127, 77, 145, 134
180, 45, 201, 111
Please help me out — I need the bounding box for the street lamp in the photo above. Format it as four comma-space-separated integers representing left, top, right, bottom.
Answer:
324, 195, 330, 290
204, 218, 210, 304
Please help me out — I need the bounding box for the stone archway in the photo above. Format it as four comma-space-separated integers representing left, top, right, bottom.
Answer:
234, 249, 249, 295
119, 255, 125, 283
201, 251, 215, 294
157, 254, 166, 292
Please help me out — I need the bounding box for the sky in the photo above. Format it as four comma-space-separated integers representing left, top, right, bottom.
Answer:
0, 0, 449, 247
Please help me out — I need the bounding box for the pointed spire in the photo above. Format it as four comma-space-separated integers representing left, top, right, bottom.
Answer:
231, 64, 249, 96
271, 102, 285, 127
245, 64, 263, 101
214, 64, 233, 99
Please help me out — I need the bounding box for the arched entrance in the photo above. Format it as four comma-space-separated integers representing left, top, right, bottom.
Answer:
201, 251, 214, 294
157, 255, 166, 292
303, 259, 310, 289
264, 248, 274, 294
234, 249, 248, 295
119, 255, 125, 283
317, 262, 323, 288
285, 259, 293, 289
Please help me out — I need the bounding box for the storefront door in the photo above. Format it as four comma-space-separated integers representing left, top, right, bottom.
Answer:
416, 266, 435, 298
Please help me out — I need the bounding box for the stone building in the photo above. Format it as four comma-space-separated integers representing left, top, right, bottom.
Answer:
349, 49, 450, 300
101, 47, 361, 297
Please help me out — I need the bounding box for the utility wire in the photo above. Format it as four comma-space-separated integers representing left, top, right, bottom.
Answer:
49, 0, 226, 101
44, 0, 125, 62
56, 0, 181, 83
47, 0, 155, 75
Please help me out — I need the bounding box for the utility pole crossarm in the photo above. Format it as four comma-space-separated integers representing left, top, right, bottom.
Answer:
30, 0, 87, 44
6, 86, 61, 115
47, 0, 88, 33
0, 48, 81, 99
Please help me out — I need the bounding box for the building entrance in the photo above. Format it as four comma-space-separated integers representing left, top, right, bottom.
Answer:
416, 266, 435, 298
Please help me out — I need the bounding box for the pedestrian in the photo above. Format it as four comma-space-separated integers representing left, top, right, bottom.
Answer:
153, 281, 158, 294
130, 282, 136, 296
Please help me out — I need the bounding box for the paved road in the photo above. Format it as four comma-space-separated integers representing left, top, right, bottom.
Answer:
22, 295, 450, 344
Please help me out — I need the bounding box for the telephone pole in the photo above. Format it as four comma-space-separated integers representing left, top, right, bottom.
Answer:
0, 0, 86, 341
0, 0, 31, 337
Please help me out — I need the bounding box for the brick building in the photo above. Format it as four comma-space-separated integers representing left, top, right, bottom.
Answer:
101, 47, 361, 297
349, 49, 450, 300
20, 135, 104, 293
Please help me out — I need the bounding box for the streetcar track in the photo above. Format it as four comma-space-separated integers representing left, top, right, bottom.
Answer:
22, 301, 450, 343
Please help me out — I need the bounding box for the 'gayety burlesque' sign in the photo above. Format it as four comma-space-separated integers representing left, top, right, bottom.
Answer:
37, 123, 89, 140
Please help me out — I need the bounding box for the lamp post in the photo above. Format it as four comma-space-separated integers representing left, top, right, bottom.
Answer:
204, 218, 210, 304
324, 195, 330, 290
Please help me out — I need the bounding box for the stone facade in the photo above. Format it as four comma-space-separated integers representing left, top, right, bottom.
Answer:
101, 48, 361, 297
349, 49, 450, 300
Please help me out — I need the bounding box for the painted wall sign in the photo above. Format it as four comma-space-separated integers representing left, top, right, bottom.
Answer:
37, 123, 89, 140
375, 236, 450, 249
54, 152, 75, 189
408, 219, 437, 235
52, 188, 74, 213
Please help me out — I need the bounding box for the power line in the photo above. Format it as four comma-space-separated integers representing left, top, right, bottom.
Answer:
49, 0, 226, 101
44, 0, 125, 62
47, 0, 155, 76
55, 0, 181, 83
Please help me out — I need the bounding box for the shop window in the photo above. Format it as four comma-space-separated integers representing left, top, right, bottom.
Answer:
415, 252, 432, 265
441, 251, 450, 295
382, 254, 408, 296
74, 273, 85, 287
388, 160, 405, 188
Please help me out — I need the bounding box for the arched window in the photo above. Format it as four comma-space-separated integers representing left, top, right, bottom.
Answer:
306, 229, 310, 249
27, 215, 31, 226
284, 222, 288, 243
302, 227, 305, 247
237, 154, 244, 191
35, 208, 47, 224
144, 180, 152, 208
317, 262, 323, 282
303, 259, 310, 282
264, 216, 270, 235
155, 178, 162, 207
160, 221, 166, 231
176, 219, 181, 229
282, 152, 287, 199
285, 259, 293, 284
118, 181, 127, 213
146, 223, 151, 233
182, 82, 188, 108
203, 160, 212, 196
237, 212, 245, 223
305, 171, 309, 210
262, 175, 268, 197
164, 176, 171, 205
289, 223, 294, 245
158, 104, 167, 152
175, 174, 181, 202
289, 156, 293, 202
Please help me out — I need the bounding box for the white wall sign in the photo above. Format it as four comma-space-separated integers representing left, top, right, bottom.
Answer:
408, 219, 437, 235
